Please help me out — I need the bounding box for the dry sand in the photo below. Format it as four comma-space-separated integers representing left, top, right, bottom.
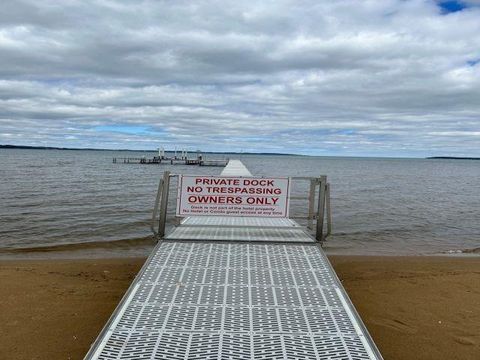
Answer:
331, 256, 480, 360
0, 255, 478, 360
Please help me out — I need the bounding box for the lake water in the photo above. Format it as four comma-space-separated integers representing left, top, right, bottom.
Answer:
1, 149, 479, 258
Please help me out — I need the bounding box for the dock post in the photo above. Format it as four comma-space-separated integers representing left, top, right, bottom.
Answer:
326, 183, 332, 238
308, 179, 316, 230
158, 171, 170, 238
150, 178, 164, 236
316, 176, 327, 242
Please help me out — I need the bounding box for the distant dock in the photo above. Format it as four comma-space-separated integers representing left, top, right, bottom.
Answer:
113, 155, 228, 167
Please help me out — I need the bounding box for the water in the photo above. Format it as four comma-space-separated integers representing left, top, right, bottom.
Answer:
1, 149, 479, 258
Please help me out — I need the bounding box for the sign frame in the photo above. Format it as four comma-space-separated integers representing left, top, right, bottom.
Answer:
176, 175, 291, 218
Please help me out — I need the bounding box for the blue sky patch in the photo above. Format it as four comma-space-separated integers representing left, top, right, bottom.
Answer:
277, 128, 357, 136
438, 1, 468, 14
94, 125, 151, 135
467, 58, 480, 66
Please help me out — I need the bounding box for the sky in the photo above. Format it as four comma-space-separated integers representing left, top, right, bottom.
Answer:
0, 0, 479, 157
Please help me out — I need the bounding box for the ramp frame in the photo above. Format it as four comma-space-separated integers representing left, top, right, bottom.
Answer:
151, 173, 332, 243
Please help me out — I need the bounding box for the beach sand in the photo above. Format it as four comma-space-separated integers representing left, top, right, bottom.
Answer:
331, 256, 480, 360
0, 255, 478, 360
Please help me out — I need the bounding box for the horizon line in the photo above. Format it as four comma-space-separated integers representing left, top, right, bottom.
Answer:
2, 144, 471, 159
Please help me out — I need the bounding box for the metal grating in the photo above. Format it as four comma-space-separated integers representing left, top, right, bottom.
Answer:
221, 160, 252, 176
181, 216, 299, 228
165, 226, 313, 242
86, 242, 381, 359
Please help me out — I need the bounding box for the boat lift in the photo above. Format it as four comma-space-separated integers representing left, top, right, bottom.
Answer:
84, 160, 382, 359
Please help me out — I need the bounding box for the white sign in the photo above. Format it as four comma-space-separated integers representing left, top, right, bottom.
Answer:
176, 175, 291, 217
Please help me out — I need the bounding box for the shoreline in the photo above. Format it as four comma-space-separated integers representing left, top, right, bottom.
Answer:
1, 241, 479, 260
0, 255, 478, 359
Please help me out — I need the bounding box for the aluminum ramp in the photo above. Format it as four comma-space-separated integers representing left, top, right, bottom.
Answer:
165, 216, 313, 243
219, 159, 252, 176
85, 160, 382, 360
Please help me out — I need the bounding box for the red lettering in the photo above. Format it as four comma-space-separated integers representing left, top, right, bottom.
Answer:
187, 195, 242, 204
243, 179, 274, 186
187, 186, 203, 192
245, 197, 279, 205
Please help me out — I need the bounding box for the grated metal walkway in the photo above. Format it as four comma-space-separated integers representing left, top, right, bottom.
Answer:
165, 226, 314, 242
219, 159, 252, 176
166, 216, 313, 243
181, 216, 299, 227
85, 160, 382, 360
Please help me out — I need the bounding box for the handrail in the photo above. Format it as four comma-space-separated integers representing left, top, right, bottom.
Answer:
157, 171, 171, 238
167, 174, 321, 181
150, 178, 163, 236
308, 179, 316, 230
326, 183, 332, 237
316, 176, 327, 242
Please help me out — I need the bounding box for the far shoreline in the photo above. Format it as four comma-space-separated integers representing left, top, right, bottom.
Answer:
427, 156, 480, 160
0, 144, 303, 156
6, 144, 480, 160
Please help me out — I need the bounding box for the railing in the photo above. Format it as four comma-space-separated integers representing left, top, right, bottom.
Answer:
151, 172, 332, 243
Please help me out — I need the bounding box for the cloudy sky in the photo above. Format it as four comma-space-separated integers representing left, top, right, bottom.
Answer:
1, 0, 479, 156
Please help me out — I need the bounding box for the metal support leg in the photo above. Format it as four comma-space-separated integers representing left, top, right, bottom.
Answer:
325, 183, 332, 239
150, 178, 164, 236
316, 176, 327, 242
158, 171, 170, 238
308, 179, 316, 230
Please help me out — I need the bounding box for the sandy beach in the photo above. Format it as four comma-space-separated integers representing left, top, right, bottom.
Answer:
0, 255, 478, 360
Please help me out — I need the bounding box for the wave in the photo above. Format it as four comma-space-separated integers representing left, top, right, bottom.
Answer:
441, 247, 480, 255
0, 236, 157, 254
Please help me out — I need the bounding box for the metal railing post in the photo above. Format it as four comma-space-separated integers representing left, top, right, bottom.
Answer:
325, 182, 332, 238
158, 171, 171, 238
315, 176, 327, 242
150, 178, 164, 235
308, 179, 316, 230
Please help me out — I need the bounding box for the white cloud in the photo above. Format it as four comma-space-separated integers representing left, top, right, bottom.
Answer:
0, 0, 479, 156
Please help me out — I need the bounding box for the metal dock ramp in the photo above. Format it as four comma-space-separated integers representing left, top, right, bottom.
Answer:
85, 161, 382, 360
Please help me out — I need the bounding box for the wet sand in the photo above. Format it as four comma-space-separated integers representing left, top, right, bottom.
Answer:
0, 255, 478, 360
